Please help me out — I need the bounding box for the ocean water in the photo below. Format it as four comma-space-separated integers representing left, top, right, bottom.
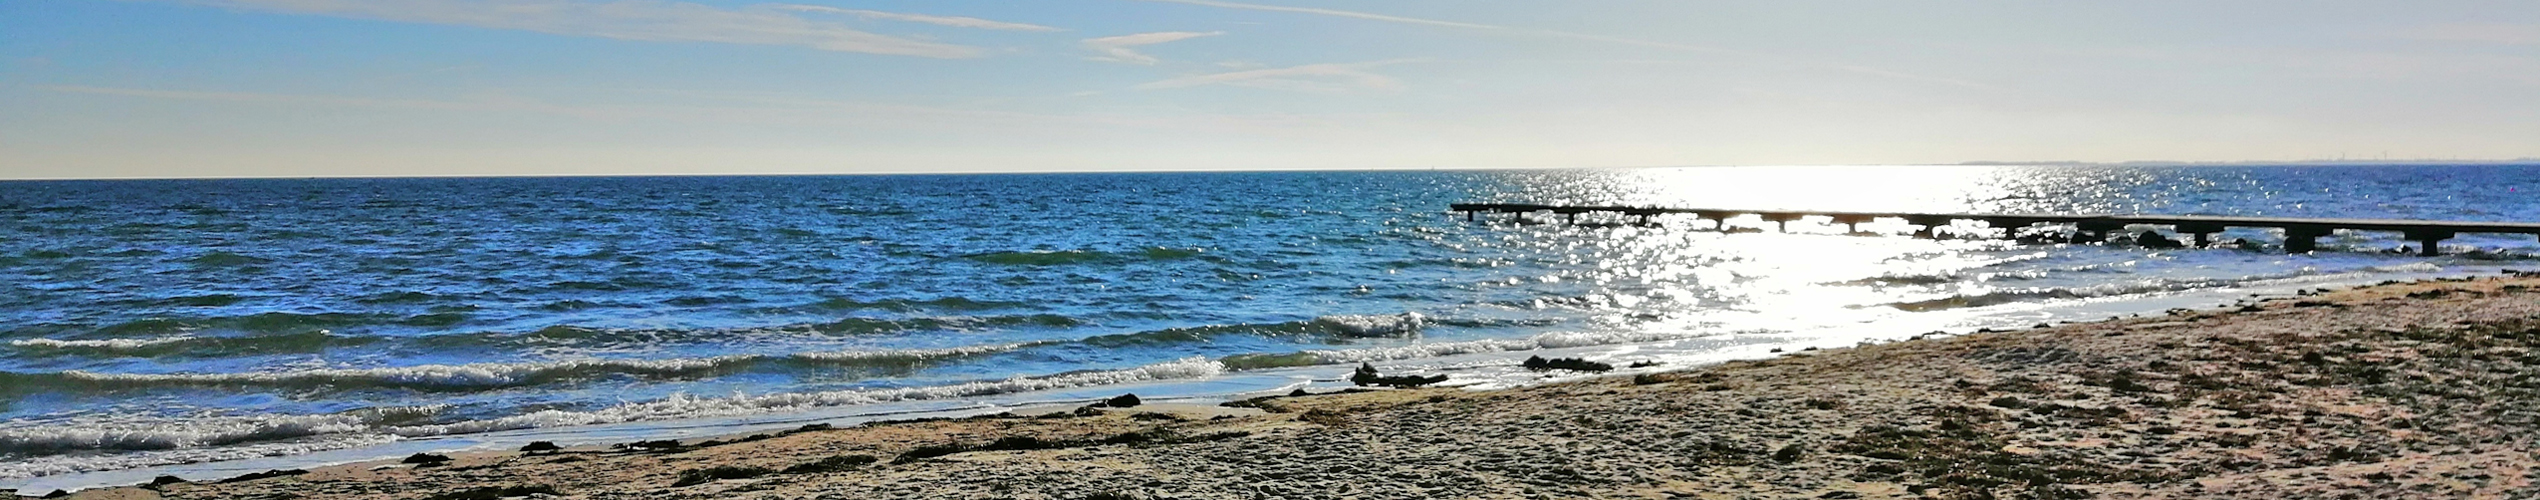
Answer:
2, 164, 2535, 488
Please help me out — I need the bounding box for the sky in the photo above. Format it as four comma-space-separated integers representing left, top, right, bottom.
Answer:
2, 0, 2537, 179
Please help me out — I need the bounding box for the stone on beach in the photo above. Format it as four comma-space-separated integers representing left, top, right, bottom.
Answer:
1349, 362, 1448, 388
1523, 355, 1614, 372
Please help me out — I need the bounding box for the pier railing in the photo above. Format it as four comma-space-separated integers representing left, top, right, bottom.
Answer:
1448, 203, 2540, 256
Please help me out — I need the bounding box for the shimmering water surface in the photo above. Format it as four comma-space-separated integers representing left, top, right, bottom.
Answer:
3, 165, 2535, 485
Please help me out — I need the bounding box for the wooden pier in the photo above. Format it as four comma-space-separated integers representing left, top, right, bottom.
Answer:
1449, 203, 2540, 256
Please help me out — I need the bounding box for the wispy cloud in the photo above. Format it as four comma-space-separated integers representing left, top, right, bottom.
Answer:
1131, 0, 1495, 29
1083, 31, 1222, 65
37, 83, 1396, 139
1126, 0, 1993, 89
1129, 0, 1717, 52
38, 85, 629, 118
174, 0, 985, 58
771, 4, 1061, 32
1135, 59, 1420, 93
37, 84, 1083, 125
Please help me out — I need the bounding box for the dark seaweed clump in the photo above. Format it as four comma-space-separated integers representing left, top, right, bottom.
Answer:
1350, 363, 1448, 388
1524, 356, 1613, 372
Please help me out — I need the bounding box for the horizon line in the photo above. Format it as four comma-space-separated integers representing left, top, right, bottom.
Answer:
4, 159, 2537, 182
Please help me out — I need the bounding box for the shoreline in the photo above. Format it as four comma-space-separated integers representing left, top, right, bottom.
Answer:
0, 250, 2490, 488
24, 273, 2540, 498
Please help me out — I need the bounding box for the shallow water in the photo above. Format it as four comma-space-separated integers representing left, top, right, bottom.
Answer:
2, 164, 2535, 485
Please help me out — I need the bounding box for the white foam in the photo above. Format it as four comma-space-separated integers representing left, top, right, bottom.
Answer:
1291, 329, 1717, 365
1298, 338, 1537, 364
43, 342, 1043, 390
55, 356, 741, 388
8, 337, 195, 349
788, 341, 1044, 361
0, 433, 398, 480
1312, 313, 1425, 336
386, 356, 1223, 437
0, 357, 1222, 480
2372, 262, 2443, 273
0, 413, 372, 454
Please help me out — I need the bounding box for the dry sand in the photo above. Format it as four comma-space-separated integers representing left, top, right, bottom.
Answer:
32, 274, 2540, 499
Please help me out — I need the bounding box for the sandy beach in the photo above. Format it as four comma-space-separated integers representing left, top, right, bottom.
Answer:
30, 273, 2540, 499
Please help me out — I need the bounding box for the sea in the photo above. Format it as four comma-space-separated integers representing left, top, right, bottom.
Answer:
2, 164, 2534, 491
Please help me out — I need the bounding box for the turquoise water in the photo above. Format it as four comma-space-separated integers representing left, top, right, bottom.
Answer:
2, 165, 2535, 483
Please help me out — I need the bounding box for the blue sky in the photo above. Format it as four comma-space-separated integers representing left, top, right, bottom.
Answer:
2, 0, 2536, 178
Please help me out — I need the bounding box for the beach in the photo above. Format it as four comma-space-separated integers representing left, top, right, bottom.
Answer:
36, 273, 2536, 499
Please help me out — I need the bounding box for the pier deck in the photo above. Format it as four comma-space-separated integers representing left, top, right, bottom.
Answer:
1448, 203, 2540, 255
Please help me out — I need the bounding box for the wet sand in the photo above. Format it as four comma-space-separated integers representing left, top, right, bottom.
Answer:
37, 274, 2540, 499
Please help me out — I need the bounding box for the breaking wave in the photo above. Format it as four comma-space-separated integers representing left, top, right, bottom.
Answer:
0, 357, 1222, 477
1879, 263, 2448, 312
1078, 314, 1426, 347
385, 356, 1223, 437
8, 312, 429, 339
1217, 330, 1708, 369
7, 330, 369, 358
0, 343, 1052, 396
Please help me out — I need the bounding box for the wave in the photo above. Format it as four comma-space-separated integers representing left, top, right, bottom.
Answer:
1080, 323, 1312, 347
1829, 274, 1960, 286
784, 296, 1026, 313
19, 312, 422, 338
353, 291, 450, 305
6, 330, 369, 358
0, 357, 1225, 477
808, 314, 1081, 334
1881, 279, 2248, 312
11, 312, 1095, 359
1077, 314, 1424, 348
959, 247, 1208, 266
0, 343, 1048, 396
0, 407, 434, 455
387, 356, 1221, 437
1876, 263, 2447, 312
424, 315, 1082, 348
1218, 330, 1707, 369
1310, 313, 1425, 337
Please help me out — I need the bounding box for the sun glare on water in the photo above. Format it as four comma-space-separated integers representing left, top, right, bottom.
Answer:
1474, 166, 2066, 339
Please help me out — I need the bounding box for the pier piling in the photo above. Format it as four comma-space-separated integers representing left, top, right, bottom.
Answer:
2284, 226, 2333, 254
1903, 215, 1955, 239
2076, 221, 2127, 244
2406, 230, 2454, 256
2177, 223, 2226, 247
1761, 213, 1804, 233
1830, 214, 1877, 234
1449, 203, 2540, 256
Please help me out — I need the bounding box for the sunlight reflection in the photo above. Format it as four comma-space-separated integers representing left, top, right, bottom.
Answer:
1472, 166, 2100, 343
